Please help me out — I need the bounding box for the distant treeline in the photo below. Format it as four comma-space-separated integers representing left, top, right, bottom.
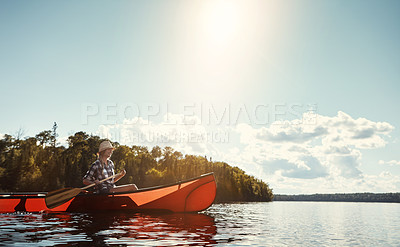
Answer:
274, 193, 400, 203
0, 127, 273, 202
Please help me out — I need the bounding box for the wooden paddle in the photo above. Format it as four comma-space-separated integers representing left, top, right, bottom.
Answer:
45, 173, 119, 209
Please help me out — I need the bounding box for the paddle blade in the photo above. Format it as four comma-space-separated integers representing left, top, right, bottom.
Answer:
45, 188, 82, 209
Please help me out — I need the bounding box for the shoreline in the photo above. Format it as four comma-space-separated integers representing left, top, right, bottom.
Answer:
273, 192, 400, 203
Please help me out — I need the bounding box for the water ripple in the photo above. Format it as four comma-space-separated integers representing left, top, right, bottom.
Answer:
1, 202, 399, 246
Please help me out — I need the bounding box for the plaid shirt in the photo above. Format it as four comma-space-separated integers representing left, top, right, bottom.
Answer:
83, 159, 115, 193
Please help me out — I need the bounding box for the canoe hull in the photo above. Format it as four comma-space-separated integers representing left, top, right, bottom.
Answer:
0, 173, 216, 213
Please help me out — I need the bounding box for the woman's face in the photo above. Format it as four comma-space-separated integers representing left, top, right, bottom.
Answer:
104, 148, 113, 158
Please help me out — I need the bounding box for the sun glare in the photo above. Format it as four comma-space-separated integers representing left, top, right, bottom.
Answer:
202, 0, 240, 46
176, 0, 277, 102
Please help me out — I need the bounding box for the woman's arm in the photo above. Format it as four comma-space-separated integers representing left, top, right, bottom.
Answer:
83, 161, 100, 186
83, 178, 100, 186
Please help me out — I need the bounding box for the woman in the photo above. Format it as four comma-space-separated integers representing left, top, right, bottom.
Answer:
83, 140, 138, 193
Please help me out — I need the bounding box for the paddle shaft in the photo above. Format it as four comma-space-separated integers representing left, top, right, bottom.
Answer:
81, 173, 119, 190
45, 173, 120, 209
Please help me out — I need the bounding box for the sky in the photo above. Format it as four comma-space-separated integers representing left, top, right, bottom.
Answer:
1, 0, 399, 194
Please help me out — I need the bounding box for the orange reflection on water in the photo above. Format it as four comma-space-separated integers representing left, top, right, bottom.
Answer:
39, 212, 218, 246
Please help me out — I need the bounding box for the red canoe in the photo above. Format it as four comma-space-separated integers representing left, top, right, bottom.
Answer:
0, 173, 216, 213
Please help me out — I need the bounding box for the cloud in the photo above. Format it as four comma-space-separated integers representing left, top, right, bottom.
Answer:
96, 110, 397, 193
362, 172, 400, 192
379, 160, 400, 166
328, 151, 362, 178
238, 111, 393, 148
280, 156, 329, 179
268, 172, 400, 194
256, 125, 328, 143
97, 113, 225, 157
319, 111, 394, 149
231, 111, 394, 191
58, 135, 69, 147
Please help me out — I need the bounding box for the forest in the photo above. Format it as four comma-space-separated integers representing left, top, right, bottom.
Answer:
274, 193, 400, 203
0, 125, 273, 202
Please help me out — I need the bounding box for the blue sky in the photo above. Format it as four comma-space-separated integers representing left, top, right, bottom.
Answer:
1, 0, 399, 193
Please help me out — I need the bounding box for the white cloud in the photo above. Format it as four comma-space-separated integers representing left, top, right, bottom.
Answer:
229, 111, 395, 193
270, 172, 400, 194
96, 110, 397, 193
319, 111, 393, 149
58, 135, 69, 147
97, 113, 225, 158
379, 160, 400, 166
247, 111, 393, 148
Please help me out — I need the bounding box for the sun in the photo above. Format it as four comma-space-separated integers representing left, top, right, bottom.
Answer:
200, 0, 241, 47
174, 0, 277, 102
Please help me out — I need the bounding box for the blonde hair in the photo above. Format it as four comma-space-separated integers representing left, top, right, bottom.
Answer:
97, 150, 108, 168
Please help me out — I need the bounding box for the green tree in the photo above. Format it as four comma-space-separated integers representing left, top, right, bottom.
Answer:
0, 131, 274, 202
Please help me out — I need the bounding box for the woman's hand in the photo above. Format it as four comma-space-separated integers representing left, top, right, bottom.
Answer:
119, 169, 126, 178
83, 178, 100, 186
114, 169, 126, 183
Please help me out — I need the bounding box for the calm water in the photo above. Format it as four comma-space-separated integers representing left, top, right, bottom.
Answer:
0, 202, 399, 246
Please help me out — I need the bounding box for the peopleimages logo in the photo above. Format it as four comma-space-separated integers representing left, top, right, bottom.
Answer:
99, 129, 230, 145
80, 102, 318, 145
81, 102, 318, 126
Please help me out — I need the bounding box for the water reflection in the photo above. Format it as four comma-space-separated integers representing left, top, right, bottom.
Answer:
0, 212, 217, 246
76, 212, 218, 246
2, 202, 399, 246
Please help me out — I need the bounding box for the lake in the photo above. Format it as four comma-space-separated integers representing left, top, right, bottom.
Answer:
0, 201, 399, 246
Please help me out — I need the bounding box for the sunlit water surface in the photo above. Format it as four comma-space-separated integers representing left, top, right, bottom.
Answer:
1, 202, 399, 246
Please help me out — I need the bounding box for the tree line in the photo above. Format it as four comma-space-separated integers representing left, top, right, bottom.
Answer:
274, 193, 400, 203
0, 127, 273, 202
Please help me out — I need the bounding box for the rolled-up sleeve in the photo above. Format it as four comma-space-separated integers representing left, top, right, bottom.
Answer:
83, 163, 96, 182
